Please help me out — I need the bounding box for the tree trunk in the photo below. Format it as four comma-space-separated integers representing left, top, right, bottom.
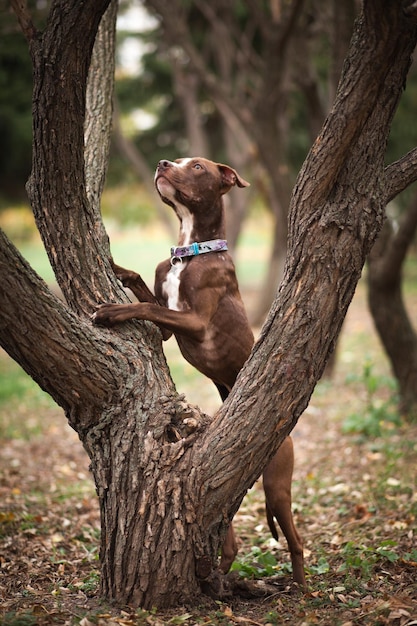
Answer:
2, 0, 417, 610
85, 382, 209, 606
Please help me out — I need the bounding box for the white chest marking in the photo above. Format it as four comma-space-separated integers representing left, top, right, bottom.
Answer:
175, 200, 194, 246
162, 262, 185, 311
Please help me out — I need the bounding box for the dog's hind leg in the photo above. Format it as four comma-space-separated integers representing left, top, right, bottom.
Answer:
263, 437, 306, 588
219, 525, 238, 574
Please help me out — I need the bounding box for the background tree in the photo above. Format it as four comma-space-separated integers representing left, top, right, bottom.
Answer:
128, 0, 417, 399
365, 61, 417, 419
1, 0, 417, 612
367, 179, 417, 418
3, 0, 417, 401
0, 1, 48, 201
127, 0, 359, 319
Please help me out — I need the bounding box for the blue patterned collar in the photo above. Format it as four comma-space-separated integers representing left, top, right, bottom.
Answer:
170, 239, 228, 265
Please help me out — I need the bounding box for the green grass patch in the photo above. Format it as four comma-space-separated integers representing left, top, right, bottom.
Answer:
17, 237, 55, 283
0, 353, 56, 439
230, 545, 293, 579
0, 356, 52, 408
342, 359, 401, 438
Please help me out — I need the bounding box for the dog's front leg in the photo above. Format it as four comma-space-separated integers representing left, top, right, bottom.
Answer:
107, 262, 172, 340
92, 302, 205, 342
111, 261, 159, 306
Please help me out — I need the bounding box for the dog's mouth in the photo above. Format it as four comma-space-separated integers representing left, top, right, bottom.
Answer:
155, 173, 193, 209
155, 175, 176, 198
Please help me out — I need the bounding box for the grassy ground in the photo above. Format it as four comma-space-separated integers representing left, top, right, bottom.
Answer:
0, 224, 416, 625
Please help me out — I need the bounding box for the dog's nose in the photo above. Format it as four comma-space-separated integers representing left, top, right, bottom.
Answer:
158, 159, 173, 171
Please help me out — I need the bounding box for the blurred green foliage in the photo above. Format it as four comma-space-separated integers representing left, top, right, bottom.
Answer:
1, 2, 417, 214
0, 30, 32, 202
0, 2, 49, 204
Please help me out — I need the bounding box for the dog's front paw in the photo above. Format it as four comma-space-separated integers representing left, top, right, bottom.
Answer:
91, 303, 122, 326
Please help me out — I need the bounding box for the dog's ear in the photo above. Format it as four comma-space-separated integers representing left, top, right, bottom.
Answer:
218, 164, 250, 192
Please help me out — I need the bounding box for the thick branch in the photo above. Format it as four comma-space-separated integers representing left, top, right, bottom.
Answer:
27, 0, 114, 316
384, 147, 417, 202
85, 0, 118, 253
3, 0, 175, 433
0, 229, 116, 415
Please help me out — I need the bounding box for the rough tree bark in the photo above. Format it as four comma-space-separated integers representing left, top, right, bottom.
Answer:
1, 0, 417, 610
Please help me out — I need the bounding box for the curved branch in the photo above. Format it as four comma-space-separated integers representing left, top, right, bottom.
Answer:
10, 0, 37, 41
145, 0, 254, 134
384, 147, 417, 202
275, 0, 305, 59
194, 0, 263, 75
392, 188, 417, 258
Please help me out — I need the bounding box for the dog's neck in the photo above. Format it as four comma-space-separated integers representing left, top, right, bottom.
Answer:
176, 199, 226, 247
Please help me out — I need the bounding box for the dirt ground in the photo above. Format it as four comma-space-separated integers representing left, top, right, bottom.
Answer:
0, 282, 416, 625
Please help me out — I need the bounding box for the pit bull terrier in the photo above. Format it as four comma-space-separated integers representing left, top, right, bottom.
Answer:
92, 157, 306, 588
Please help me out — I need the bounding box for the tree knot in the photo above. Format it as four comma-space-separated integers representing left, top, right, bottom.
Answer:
156, 394, 210, 443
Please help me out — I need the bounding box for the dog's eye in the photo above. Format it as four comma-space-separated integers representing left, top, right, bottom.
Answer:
193, 163, 203, 170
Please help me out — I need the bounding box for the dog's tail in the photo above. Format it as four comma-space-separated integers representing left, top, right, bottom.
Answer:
266, 503, 279, 541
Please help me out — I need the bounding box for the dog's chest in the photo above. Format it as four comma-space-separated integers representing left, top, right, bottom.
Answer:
162, 262, 185, 311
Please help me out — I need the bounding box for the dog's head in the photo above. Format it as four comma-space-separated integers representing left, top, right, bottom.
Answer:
154, 157, 249, 212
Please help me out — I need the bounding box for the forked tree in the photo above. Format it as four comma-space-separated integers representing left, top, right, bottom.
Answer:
1, 0, 417, 609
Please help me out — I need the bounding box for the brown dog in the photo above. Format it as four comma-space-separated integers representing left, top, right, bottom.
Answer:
93, 157, 306, 587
